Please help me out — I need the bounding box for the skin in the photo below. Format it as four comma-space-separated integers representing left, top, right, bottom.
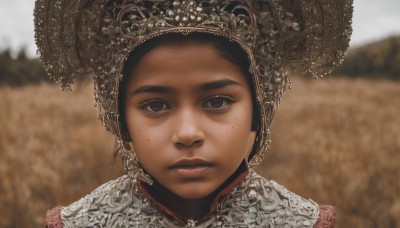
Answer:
124, 41, 255, 219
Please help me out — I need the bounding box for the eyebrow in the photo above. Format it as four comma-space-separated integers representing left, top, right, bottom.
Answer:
130, 85, 174, 97
199, 79, 242, 91
130, 79, 242, 97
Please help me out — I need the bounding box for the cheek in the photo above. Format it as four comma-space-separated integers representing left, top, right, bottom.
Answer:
126, 113, 168, 160
128, 123, 152, 149
230, 102, 253, 135
214, 111, 254, 155
126, 111, 149, 150
231, 103, 254, 148
128, 125, 160, 169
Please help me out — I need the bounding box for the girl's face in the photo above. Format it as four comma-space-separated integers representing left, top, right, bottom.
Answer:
125, 41, 255, 199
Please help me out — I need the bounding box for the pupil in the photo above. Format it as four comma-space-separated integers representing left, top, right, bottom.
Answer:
150, 102, 163, 111
210, 98, 223, 108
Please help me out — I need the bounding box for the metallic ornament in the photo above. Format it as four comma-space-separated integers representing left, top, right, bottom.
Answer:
34, 0, 353, 169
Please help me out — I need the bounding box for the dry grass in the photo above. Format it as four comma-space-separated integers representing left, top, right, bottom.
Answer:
256, 77, 400, 227
0, 84, 121, 227
0, 77, 399, 227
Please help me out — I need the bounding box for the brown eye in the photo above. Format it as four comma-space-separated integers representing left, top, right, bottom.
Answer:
145, 101, 168, 113
209, 98, 225, 108
204, 96, 233, 109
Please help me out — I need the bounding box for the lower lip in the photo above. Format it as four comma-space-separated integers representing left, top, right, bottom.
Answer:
173, 166, 210, 178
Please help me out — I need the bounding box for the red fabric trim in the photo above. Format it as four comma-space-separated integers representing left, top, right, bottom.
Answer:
45, 206, 63, 228
209, 169, 248, 212
314, 205, 336, 228
140, 182, 186, 223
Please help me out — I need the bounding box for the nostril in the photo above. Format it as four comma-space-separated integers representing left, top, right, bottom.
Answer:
176, 139, 203, 148
192, 140, 203, 147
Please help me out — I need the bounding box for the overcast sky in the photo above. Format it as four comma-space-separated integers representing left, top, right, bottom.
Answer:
1, 0, 400, 57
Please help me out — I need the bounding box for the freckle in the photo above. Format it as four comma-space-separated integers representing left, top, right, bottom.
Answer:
147, 139, 150, 142
231, 126, 234, 129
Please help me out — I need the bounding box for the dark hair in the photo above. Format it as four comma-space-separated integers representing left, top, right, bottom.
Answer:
118, 33, 260, 159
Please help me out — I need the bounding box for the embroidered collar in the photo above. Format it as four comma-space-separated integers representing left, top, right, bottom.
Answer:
60, 170, 321, 227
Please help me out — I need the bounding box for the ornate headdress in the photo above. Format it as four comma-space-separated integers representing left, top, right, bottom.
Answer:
34, 0, 352, 179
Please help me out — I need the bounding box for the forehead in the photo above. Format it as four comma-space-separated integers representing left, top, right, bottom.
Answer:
135, 41, 235, 72
123, 33, 251, 76
126, 41, 248, 89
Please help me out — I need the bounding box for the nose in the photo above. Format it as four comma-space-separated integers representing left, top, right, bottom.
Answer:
172, 108, 204, 149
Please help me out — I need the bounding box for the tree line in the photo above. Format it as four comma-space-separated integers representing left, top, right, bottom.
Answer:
0, 47, 50, 86
1, 35, 399, 87
332, 35, 400, 80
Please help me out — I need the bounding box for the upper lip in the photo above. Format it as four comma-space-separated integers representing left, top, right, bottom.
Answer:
168, 158, 213, 169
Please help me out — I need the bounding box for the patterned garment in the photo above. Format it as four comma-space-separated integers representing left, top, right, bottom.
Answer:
45, 170, 335, 228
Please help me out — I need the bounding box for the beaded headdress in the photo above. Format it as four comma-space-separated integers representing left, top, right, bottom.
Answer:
34, 0, 353, 176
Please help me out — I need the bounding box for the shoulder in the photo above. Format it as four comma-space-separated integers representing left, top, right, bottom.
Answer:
45, 206, 63, 228
314, 205, 336, 228
45, 175, 144, 228
224, 171, 336, 227
61, 175, 133, 227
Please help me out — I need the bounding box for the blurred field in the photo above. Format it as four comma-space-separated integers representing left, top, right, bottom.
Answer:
0, 77, 399, 227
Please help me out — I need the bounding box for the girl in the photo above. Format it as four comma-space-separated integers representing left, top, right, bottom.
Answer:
35, 0, 353, 227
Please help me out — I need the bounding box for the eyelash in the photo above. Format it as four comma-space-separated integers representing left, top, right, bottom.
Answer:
140, 99, 170, 115
202, 95, 235, 110
139, 95, 235, 115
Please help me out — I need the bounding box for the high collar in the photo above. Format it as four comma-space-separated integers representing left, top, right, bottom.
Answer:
139, 161, 249, 225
